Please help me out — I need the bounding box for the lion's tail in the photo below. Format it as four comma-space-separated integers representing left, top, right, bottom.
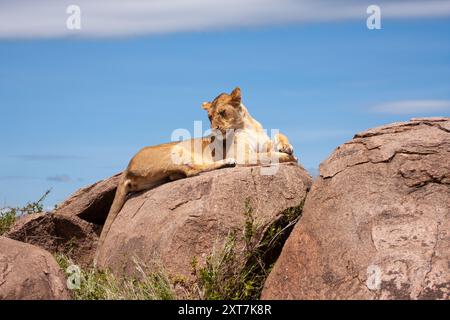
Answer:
94, 175, 130, 266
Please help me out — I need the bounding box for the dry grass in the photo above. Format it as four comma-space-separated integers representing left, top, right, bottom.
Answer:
55, 254, 175, 300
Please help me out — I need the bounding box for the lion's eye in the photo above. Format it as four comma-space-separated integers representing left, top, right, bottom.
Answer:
219, 110, 226, 117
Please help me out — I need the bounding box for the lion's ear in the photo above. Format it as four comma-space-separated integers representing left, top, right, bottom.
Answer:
230, 87, 241, 108
202, 101, 212, 110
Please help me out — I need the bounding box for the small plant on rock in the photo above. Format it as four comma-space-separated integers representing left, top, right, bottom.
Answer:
192, 198, 305, 300
0, 190, 50, 235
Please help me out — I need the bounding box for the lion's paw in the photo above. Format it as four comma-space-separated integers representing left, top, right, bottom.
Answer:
277, 142, 294, 155
223, 158, 237, 167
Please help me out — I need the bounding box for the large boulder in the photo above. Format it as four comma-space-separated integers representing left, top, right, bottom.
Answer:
6, 213, 99, 267
55, 173, 121, 225
0, 236, 70, 299
96, 163, 312, 291
262, 117, 450, 300
4, 173, 122, 267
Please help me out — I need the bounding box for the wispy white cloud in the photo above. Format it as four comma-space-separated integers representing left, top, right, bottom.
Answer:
372, 100, 450, 114
0, 174, 82, 183
46, 174, 74, 183
1, 0, 450, 38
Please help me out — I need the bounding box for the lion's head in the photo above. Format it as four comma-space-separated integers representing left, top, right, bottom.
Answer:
202, 87, 244, 135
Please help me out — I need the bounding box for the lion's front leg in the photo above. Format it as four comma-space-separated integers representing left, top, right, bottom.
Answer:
183, 158, 237, 177
273, 133, 294, 155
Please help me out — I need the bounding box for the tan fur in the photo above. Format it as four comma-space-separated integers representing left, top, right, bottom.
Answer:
95, 87, 295, 264
203, 87, 296, 165
95, 138, 235, 264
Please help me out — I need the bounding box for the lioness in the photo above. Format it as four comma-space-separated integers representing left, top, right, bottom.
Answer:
202, 87, 294, 164
95, 88, 295, 262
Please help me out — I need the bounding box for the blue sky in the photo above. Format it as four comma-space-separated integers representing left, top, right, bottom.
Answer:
1, 0, 450, 208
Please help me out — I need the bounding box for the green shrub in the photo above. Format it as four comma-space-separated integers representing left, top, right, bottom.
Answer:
0, 209, 16, 235
0, 190, 50, 235
192, 198, 304, 300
